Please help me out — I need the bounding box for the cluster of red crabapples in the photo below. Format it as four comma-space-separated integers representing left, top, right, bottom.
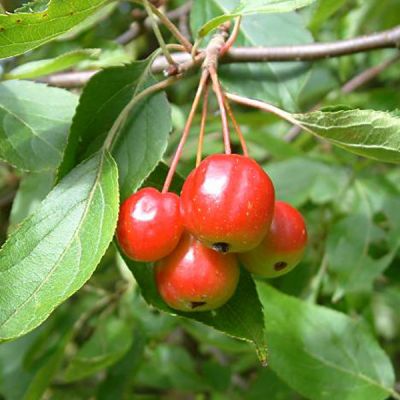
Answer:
117, 38, 307, 311
117, 152, 307, 312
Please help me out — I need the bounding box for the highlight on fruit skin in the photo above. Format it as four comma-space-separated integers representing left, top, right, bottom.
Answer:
239, 201, 307, 278
116, 187, 183, 262
155, 232, 240, 312
180, 153, 275, 253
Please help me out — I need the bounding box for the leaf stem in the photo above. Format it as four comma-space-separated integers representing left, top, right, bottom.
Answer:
225, 92, 310, 134
196, 81, 210, 166
209, 67, 231, 154
103, 76, 178, 151
143, 0, 176, 67
135, 0, 193, 53
223, 95, 248, 156
306, 254, 328, 303
162, 69, 210, 193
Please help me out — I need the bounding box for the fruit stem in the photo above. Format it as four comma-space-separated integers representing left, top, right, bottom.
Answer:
136, 0, 193, 53
223, 95, 249, 157
196, 81, 210, 167
143, 0, 176, 68
209, 66, 231, 155
162, 69, 210, 193
220, 16, 242, 57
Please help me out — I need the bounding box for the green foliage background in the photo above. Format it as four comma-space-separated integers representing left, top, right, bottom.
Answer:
0, 0, 400, 399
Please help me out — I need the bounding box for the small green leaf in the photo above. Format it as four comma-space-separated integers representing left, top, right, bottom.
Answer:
236, 0, 318, 14
4, 49, 100, 80
197, 0, 317, 37
0, 81, 78, 171
258, 283, 396, 400
15, 0, 50, 13
64, 315, 133, 382
0, 151, 119, 341
294, 109, 400, 163
0, 0, 110, 59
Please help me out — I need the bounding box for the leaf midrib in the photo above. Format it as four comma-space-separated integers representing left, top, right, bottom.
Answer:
0, 152, 106, 335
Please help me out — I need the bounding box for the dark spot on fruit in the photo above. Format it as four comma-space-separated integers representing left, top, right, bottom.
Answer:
16, 19, 22, 24
0, 27, 4, 32
42, 13, 48, 18
190, 301, 206, 309
212, 242, 230, 253
274, 261, 288, 271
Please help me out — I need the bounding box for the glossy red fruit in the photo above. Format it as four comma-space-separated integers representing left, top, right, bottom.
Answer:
180, 154, 275, 253
155, 233, 240, 312
116, 187, 183, 262
239, 201, 307, 278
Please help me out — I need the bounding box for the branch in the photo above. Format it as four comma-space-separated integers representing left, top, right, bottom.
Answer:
116, 1, 192, 45
224, 25, 400, 61
341, 53, 400, 93
41, 25, 400, 88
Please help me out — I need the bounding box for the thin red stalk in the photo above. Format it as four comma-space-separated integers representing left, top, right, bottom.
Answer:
162, 69, 209, 193
196, 82, 210, 166
220, 16, 242, 56
209, 66, 231, 154
223, 95, 249, 156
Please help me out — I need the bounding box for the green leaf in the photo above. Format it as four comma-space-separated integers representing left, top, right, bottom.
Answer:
113, 94, 171, 201
191, 2, 313, 111
58, 59, 157, 179
267, 157, 349, 207
308, 0, 347, 31
258, 283, 396, 400
97, 328, 146, 400
58, 3, 117, 40
237, 0, 317, 13
0, 0, 110, 59
9, 171, 55, 232
247, 369, 296, 400
22, 328, 72, 400
196, 0, 317, 37
0, 81, 78, 172
293, 109, 400, 163
135, 344, 208, 391
0, 151, 119, 341
4, 49, 100, 80
15, 0, 50, 13
326, 214, 394, 299
0, 328, 44, 400
327, 180, 400, 300
64, 315, 133, 382
124, 258, 267, 364
0, 310, 75, 400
